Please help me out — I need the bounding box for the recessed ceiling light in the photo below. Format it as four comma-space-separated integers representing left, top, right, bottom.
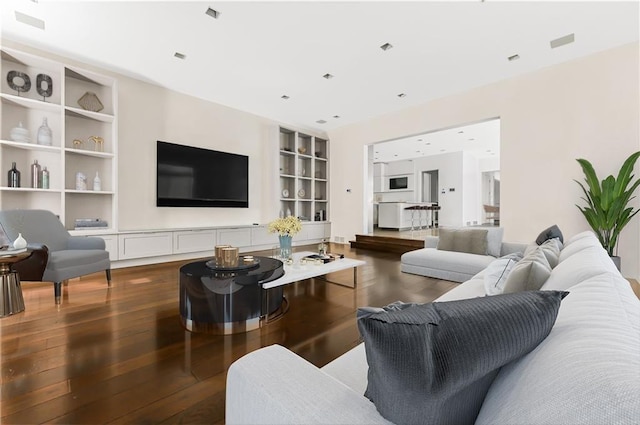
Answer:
468, 138, 475, 141
394, 154, 398, 157
323, 73, 334, 79
281, 95, 290, 100
174, 52, 186, 60
205, 7, 220, 19
333, 115, 340, 119
397, 93, 406, 98
486, 149, 492, 153
380, 42, 393, 51
15, 11, 44, 29
440, 149, 446, 152
550, 33, 575, 49
316, 119, 327, 124
458, 131, 464, 134
417, 138, 423, 141
508, 54, 520, 62
426, 142, 431, 145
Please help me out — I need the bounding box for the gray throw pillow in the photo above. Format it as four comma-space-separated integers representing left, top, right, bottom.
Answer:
357, 291, 568, 425
536, 224, 564, 245
484, 252, 524, 295
502, 247, 552, 293
437, 228, 489, 255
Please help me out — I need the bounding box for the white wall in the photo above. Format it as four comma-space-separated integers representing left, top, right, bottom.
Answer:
412, 152, 464, 227
462, 152, 481, 225
329, 42, 640, 279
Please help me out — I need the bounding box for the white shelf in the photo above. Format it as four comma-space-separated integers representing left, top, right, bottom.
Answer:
65, 190, 115, 195
65, 106, 114, 123
0, 139, 61, 152
64, 147, 114, 158
278, 127, 329, 222
0, 93, 62, 113
0, 187, 62, 193
0, 46, 118, 232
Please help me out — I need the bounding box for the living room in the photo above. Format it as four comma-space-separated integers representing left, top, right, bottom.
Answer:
1, 1, 639, 423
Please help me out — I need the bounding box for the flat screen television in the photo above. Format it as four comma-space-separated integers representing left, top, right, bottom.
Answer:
156, 140, 249, 208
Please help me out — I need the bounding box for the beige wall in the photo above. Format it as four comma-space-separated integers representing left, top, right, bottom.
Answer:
328, 42, 640, 279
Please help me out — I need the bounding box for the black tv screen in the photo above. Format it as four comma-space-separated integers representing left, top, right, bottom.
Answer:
156, 141, 249, 208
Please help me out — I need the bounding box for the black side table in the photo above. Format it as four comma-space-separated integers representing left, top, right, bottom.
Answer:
179, 256, 284, 334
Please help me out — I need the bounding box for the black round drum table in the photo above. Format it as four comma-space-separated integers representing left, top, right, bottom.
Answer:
179, 256, 284, 334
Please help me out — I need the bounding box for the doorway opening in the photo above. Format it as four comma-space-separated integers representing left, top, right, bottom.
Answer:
422, 170, 439, 203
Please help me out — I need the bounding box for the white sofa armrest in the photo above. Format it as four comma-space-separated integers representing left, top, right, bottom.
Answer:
425, 235, 439, 248
226, 344, 390, 425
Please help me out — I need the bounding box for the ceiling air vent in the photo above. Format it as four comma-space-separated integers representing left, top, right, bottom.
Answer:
550, 33, 575, 49
15, 11, 44, 30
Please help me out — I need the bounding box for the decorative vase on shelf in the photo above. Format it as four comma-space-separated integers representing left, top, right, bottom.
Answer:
93, 172, 101, 191
13, 233, 27, 249
37, 117, 52, 146
279, 235, 293, 260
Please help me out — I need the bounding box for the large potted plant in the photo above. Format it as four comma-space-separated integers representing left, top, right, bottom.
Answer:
575, 151, 640, 270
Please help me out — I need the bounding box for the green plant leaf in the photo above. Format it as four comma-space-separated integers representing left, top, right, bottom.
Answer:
613, 151, 640, 197
576, 158, 601, 198
575, 151, 640, 255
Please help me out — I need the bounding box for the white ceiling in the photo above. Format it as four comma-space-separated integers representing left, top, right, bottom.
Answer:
1, 1, 638, 144
373, 118, 500, 163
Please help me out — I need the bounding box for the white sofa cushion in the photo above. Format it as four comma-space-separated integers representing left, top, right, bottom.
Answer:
542, 245, 619, 291
402, 248, 496, 276
503, 247, 552, 293
476, 273, 640, 425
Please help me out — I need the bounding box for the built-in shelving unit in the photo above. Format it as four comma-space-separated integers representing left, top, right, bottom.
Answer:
278, 127, 329, 222
0, 47, 118, 232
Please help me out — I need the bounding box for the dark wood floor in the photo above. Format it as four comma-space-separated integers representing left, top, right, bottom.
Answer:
1, 244, 457, 424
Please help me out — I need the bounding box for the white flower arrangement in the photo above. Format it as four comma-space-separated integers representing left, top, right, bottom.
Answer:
268, 216, 302, 236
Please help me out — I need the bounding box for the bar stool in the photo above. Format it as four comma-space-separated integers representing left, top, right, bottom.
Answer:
404, 205, 421, 231
0, 250, 32, 317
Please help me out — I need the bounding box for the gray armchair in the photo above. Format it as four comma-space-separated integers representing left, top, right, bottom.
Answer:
0, 209, 111, 304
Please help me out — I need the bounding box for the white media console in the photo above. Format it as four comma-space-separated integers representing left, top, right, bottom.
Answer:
72, 222, 331, 269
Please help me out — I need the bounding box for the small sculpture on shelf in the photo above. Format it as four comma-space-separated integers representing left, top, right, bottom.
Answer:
72, 139, 84, 149
88, 136, 104, 152
6, 71, 31, 96
36, 73, 53, 101
77, 91, 104, 112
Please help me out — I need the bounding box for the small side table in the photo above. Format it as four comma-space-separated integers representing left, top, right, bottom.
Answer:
0, 250, 32, 318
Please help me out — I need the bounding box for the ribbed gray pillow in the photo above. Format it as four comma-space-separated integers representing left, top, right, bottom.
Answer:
357, 291, 568, 425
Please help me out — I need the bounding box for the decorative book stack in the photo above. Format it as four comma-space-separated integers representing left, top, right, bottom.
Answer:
74, 218, 108, 229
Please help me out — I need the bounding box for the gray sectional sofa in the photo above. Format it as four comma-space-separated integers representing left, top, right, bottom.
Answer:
226, 231, 640, 424
401, 227, 525, 282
